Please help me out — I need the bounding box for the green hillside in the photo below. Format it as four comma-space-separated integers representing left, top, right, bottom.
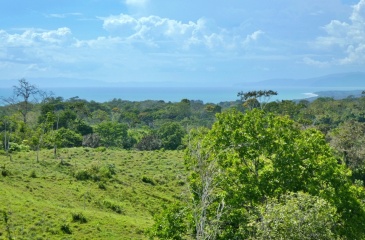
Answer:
0, 148, 186, 239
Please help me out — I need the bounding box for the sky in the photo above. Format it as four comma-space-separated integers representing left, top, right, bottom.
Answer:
0, 0, 365, 87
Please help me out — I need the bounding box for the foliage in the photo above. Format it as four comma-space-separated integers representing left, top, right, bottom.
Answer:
94, 121, 128, 148
329, 121, 365, 170
75, 162, 116, 182
8, 142, 30, 152
157, 122, 186, 150
136, 134, 162, 151
45, 128, 83, 148
148, 202, 190, 240
71, 212, 87, 223
209, 109, 365, 239
155, 109, 365, 239
252, 192, 340, 240
237, 90, 278, 110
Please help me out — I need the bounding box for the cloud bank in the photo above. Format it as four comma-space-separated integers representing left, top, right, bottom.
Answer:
309, 0, 365, 65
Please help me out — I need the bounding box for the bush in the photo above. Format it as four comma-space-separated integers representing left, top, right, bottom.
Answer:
60, 223, 72, 234
100, 199, 124, 214
75, 169, 92, 181
142, 176, 155, 185
29, 170, 37, 178
1, 165, 10, 177
71, 212, 87, 223
9, 142, 30, 152
75, 163, 116, 182
95, 146, 106, 152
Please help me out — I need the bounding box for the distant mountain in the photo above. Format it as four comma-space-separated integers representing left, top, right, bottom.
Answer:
242, 72, 365, 89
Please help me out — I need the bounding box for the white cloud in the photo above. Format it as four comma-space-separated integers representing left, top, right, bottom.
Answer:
243, 30, 264, 46
303, 57, 330, 67
0, 28, 72, 47
311, 0, 365, 65
45, 13, 83, 19
102, 14, 263, 51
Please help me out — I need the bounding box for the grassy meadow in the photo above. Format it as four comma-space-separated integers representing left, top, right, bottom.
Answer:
0, 148, 186, 239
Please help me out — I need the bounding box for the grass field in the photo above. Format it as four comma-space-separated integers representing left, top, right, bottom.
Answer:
0, 148, 186, 239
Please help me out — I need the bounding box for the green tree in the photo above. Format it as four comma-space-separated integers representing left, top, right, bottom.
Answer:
157, 122, 185, 150
157, 109, 365, 239
44, 128, 82, 149
148, 202, 190, 240
207, 109, 364, 239
237, 90, 277, 110
329, 120, 365, 181
95, 121, 128, 148
252, 192, 339, 240
136, 134, 162, 151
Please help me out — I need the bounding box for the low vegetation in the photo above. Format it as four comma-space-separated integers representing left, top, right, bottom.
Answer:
0, 148, 185, 239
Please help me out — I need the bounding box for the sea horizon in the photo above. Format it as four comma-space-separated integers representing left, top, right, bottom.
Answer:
0, 86, 361, 104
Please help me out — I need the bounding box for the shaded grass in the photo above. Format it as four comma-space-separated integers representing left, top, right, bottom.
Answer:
0, 148, 186, 239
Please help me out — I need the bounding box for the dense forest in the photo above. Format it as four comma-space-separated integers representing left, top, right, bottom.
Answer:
2, 79, 365, 239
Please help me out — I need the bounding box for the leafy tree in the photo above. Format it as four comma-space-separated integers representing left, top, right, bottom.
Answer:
207, 109, 364, 239
329, 120, 365, 181
148, 202, 190, 240
94, 121, 128, 148
136, 134, 162, 151
45, 128, 82, 149
237, 90, 277, 110
156, 109, 365, 239
74, 119, 93, 136
157, 122, 185, 150
252, 192, 339, 240
90, 109, 110, 124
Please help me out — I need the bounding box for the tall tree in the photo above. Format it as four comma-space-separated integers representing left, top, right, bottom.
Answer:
237, 90, 277, 110
8, 79, 41, 124
153, 109, 365, 239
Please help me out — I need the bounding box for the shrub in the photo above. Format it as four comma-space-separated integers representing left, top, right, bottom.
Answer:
60, 223, 72, 234
75, 163, 116, 182
9, 142, 30, 152
29, 170, 37, 178
101, 199, 124, 214
75, 169, 92, 181
71, 212, 87, 223
1, 165, 10, 177
142, 176, 155, 185
95, 146, 106, 152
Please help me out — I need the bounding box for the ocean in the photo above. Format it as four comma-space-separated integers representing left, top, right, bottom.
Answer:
0, 86, 359, 104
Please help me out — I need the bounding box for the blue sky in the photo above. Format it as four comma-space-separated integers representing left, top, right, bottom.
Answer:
0, 0, 364, 87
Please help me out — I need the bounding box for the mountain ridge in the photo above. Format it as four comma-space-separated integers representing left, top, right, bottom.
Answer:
241, 72, 365, 89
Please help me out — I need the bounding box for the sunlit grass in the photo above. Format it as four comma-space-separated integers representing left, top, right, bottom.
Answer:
0, 148, 186, 239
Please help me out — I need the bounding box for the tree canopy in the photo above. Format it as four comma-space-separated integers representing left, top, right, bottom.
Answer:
152, 109, 365, 239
